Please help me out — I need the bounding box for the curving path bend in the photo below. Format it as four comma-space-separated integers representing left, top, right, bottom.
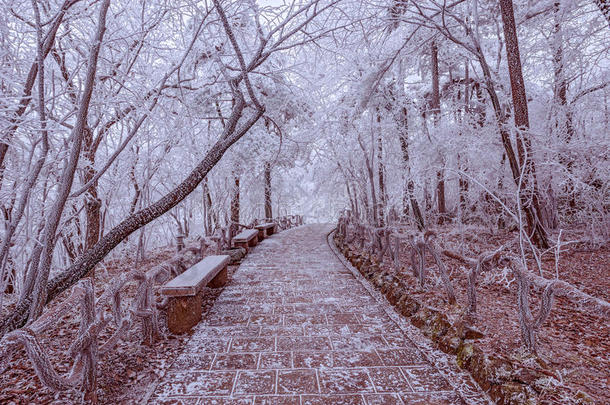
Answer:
148, 224, 491, 404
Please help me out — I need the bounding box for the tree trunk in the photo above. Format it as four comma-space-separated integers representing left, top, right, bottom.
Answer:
264, 161, 272, 219
202, 179, 213, 236
397, 107, 425, 230
430, 41, 441, 123
499, 0, 550, 249
459, 61, 470, 213
431, 41, 446, 223
83, 127, 101, 250
345, 181, 355, 215
377, 127, 386, 227
552, 1, 575, 211
230, 173, 240, 224
30, 0, 112, 321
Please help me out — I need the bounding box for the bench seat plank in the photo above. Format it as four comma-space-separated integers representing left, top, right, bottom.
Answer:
255, 222, 276, 238
233, 229, 259, 242
161, 255, 230, 297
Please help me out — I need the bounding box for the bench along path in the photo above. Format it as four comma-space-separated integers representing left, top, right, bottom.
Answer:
149, 224, 490, 404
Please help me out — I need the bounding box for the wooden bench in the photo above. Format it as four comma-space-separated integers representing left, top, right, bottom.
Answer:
232, 228, 259, 252
255, 222, 276, 239
161, 255, 230, 333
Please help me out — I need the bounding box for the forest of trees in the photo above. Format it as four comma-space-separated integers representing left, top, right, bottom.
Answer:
0, 0, 608, 400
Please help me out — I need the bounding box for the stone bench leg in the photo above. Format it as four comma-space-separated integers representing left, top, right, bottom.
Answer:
208, 266, 228, 288
167, 292, 203, 334
234, 241, 249, 253
248, 236, 258, 247
257, 229, 266, 240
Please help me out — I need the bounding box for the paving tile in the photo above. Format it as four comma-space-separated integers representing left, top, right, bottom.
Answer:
382, 333, 411, 348
377, 348, 425, 366
333, 350, 383, 367
150, 397, 200, 405
249, 315, 283, 326
212, 353, 258, 370
277, 336, 332, 351
204, 314, 250, 326
154, 371, 235, 397
401, 367, 452, 392
293, 351, 333, 368
195, 398, 253, 405
302, 394, 365, 404
230, 337, 275, 352
284, 314, 327, 325
399, 392, 465, 404
185, 338, 230, 353
367, 367, 412, 392
234, 370, 276, 395
277, 369, 319, 394
318, 368, 375, 393
274, 305, 295, 314
259, 325, 303, 336
331, 335, 387, 351
327, 313, 361, 325
150, 225, 476, 403
253, 396, 300, 404
259, 352, 292, 369
363, 394, 403, 405
170, 353, 215, 371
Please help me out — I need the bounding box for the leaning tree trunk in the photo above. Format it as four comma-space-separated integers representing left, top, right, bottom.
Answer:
499, 0, 550, 249
0, 87, 265, 337
30, 0, 111, 321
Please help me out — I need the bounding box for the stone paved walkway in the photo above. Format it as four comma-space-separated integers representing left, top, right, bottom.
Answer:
149, 224, 482, 404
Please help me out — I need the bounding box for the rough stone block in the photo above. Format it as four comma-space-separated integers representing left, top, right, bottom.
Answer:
234, 241, 249, 253
208, 266, 227, 288
167, 292, 203, 334
257, 228, 266, 239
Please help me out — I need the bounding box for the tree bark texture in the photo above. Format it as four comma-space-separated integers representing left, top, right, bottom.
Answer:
499, 0, 550, 249
264, 161, 272, 219
30, 0, 112, 321
231, 174, 240, 224
430, 41, 445, 222
397, 110, 425, 231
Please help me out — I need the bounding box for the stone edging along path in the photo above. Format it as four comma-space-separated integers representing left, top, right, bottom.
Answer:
146, 224, 492, 404
326, 229, 493, 405
331, 230, 571, 404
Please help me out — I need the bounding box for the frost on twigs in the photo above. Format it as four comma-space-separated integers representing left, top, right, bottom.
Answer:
0, 280, 96, 401
341, 218, 457, 304
0, 245, 201, 401
502, 257, 556, 354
